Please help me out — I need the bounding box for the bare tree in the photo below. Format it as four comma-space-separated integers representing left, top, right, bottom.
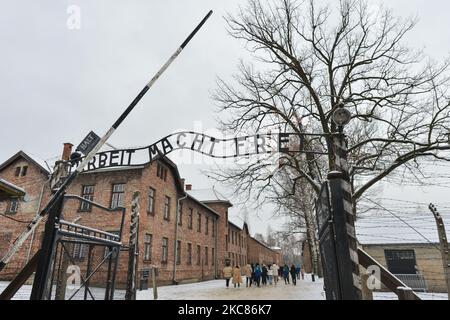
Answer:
211, 0, 450, 217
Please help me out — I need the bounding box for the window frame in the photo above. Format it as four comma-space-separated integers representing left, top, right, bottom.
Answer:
162, 237, 169, 264
197, 212, 202, 233
196, 244, 201, 265
176, 240, 181, 265
144, 233, 153, 261
188, 208, 193, 229
6, 198, 19, 214
147, 187, 156, 215
187, 243, 192, 265
163, 196, 171, 221
79, 185, 95, 212
110, 183, 125, 209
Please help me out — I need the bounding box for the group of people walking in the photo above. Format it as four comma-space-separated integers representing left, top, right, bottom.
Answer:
222, 262, 304, 288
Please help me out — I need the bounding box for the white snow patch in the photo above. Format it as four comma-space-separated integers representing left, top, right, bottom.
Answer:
137, 274, 325, 300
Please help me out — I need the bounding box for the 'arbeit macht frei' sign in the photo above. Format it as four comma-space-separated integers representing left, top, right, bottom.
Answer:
72, 131, 305, 172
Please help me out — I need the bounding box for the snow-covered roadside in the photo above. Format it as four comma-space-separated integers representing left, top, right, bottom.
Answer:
137, 274, 325, 300
373, 292, 448, 300
2, 275, 447, 300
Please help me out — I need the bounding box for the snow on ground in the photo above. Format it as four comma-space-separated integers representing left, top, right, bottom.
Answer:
137, 274, 325, 300
0, 281, 126, 300
0, 274, 325, 300
2, 276, 447, 300
373, 292, 448, 300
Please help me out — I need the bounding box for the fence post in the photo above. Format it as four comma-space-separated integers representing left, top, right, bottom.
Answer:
152, 266, 158, 300
331, 133, 362, 300
397, 286, 415, 300
429, 204, 450, 300
360, 270, 373, 300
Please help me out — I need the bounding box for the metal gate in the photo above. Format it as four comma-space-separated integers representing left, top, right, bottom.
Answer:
39, 195, 127, 300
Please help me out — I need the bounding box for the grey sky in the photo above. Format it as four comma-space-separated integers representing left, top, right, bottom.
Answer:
1, 0, 450, 236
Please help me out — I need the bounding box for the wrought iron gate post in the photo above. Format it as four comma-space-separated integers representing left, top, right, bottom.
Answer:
125, 191, 140, 300
30, 193, 65, 300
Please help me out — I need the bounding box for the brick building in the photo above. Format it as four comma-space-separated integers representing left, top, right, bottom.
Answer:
0, 151, 52, 278
247, 236, 281, 266
0, 146, 282, 288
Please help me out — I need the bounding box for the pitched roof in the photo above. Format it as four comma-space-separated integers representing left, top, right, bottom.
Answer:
0, 151, 51, 175
186, 188, 233, 207
356, 209, 450, 245
250, 236, 278, 253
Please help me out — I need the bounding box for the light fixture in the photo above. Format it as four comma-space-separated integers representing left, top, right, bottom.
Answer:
332, 106, 352, 127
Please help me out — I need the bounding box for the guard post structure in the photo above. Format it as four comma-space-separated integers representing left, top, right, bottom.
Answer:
330, 136, 362, 300
329, 104, 362, 300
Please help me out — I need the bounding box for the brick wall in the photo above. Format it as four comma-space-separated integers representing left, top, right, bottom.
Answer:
247, 237, 278, 266
227, 223, 248, 268
0, 156, 52, 279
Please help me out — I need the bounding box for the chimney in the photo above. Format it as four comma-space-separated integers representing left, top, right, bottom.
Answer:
62, 143, 74, 161
185, 184, 192, 191
180, 178, 185, 191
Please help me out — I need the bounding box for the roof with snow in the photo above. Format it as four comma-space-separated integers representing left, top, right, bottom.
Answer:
356, 206, 450, 245
0, 178, 26, 200
186, 188, 232, 207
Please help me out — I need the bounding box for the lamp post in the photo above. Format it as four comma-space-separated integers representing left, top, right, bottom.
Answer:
329, 103, 362, 300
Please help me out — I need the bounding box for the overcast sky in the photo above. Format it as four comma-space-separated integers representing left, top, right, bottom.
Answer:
1, 0, 450, 237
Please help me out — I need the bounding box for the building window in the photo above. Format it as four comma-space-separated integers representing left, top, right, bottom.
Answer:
111, 184, 125, 209
144, 234, 152, 261
205, 247, 208, 266
164, 196, 171, 220
148, 188, 155, 215
187, 243, 192, 265
80, 185, 94, 212
212, 220, 215, 237
205, 216, 209, 235
14, 166, 28, 177
188, 208, 193, 229
73, 243, 87, 260
385, 249, 417, 274
197, 212, 201, 233
6, 198, 19, 214
212, 248, 215, 265
178, 203, 183, 226
157, 163, 168, 181
176, 240, 181, 265
196, 245, 201, 265
162, 237, 169, 263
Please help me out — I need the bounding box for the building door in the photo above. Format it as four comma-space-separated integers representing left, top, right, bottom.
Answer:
384, 249, 417, 274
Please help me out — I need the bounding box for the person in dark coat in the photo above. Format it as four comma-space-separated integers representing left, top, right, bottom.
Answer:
283, 264, 290, 284
251, 263, 255, 286
290, 265, 297, 285
254, 264, 262, 287
261, 264, 268, 286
